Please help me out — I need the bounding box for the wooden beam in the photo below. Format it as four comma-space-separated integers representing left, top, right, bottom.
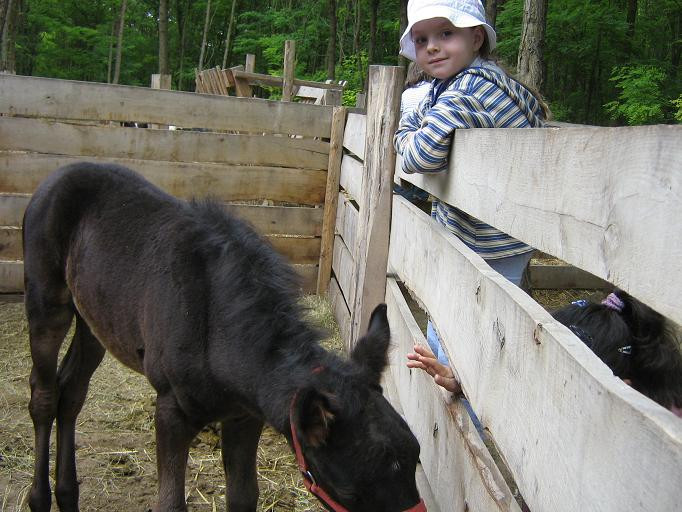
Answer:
384, 278, 522, 512
328, 275, 351, 352
0, 153, 328, 205
395, 125, 682, 325
282, 40, 296, 102
0, 117, 330, 170
349, 65, 404, 346
339, 154, 363, 206
317, 106, 347, 294
0, 74, 333, 137
388, 195, 682, 512
342, 112, 366, 159
529, 263, 610, 290
335, 192, 359, 252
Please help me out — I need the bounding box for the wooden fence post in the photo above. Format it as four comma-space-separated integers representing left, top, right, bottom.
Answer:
150, 74, 171, 129
349, 65, 404, 344
234, 54, 255, 97
317, 106, 347, 294
282, 40, 296, 102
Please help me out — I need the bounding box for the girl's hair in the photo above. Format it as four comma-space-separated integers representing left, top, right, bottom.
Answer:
552, 290, 682, 411
404, 62, 432, 88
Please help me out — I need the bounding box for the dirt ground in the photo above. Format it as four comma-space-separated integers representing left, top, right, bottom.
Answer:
0, 280, 602, 512
0, 296, 339, 512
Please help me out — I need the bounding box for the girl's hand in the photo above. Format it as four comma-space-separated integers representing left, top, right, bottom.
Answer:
406, 344, 462, 394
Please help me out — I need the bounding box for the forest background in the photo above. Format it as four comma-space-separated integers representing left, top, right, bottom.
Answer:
0, 0, 680, 125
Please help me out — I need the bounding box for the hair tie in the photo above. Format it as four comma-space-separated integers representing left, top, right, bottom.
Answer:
602, 293, 625, 312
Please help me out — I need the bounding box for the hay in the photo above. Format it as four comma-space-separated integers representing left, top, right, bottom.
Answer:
0, 298, 334, 511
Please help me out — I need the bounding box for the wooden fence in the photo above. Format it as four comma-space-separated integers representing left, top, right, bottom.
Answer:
0, 74, 346, 294
329, 67, 682, 511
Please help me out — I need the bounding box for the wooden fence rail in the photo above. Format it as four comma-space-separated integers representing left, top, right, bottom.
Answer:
0, 74, 344, 295
328, 67, 682, 511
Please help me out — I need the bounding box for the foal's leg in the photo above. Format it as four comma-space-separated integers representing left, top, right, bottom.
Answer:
153, 393, 200, 512
221, 416, 264, 512
54, 315, 105, 511
26, 297, 74, 512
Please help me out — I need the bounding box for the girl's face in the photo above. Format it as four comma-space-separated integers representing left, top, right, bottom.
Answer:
411, 18, 484, 80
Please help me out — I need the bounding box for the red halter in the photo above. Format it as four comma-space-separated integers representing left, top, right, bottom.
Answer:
289, 376, 427, 512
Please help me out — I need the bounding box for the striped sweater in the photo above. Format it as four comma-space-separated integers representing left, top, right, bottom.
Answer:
394, 59, 545, 259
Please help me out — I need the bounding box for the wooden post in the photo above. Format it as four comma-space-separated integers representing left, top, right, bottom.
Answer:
245, 54, 255, 72
282, 40, 296, 102
150, 74, 172, 129
317, 106, 348, 294
349, 65, 404, 345
234, 54, 255, 97
151, 73, 172, 90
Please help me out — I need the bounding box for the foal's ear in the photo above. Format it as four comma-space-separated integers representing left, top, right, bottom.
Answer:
351, 304, 391, 386
293, 387, 336, 448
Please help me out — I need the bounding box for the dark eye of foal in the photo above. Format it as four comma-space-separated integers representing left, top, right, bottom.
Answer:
568, 324, 594, 347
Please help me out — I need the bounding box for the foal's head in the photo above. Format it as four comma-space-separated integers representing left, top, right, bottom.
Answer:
290, 305, 424, 511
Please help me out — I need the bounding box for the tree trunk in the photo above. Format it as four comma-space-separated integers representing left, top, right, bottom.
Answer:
399, 0, 408, 67
0, 0, 9, 45
326, 0, 336, 79
107, 13, 116, 83
198, 0, 211, 72
353, 0, 363, 90
485, 0, 498, 29
368, 0, 378, 64
0, 0, 16, 73
113, 0, 127, 84
516, 0, 547, 93
176, 0, 190, 90
221, 0, 237, 68
159, 0, 169, 75
626, 0, 637, 40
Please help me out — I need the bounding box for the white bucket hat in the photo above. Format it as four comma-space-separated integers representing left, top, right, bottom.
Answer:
399, 0, 497, 61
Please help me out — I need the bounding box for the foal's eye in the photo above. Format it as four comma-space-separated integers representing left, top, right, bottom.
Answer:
391, 460, 401, 472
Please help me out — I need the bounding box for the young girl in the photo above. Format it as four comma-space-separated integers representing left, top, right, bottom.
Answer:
394, 0, 547, 364
408, 290, 682, 418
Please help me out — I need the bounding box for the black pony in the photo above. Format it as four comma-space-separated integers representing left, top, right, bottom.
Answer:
23, 163, 426, 512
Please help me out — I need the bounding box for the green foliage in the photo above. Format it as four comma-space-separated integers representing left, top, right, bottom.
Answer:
673, 95, 682, 123
604, 65, 667, 125
496, 0, 681, 125
10, 0, 681, 123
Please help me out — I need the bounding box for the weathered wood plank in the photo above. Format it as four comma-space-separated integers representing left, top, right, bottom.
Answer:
328, 275, 351, 352
396, 125, 682, 325
317, 107, 347, 294
331, 234, 355, 311
0, 260, 317, 295
380, 370, 442, 512
339, 154, 363, 205
0, 226, 319, 264
0, 195, 323, 237
221, 204, 323, 236
0, 227, 21, 260
342, 112, 366, 159
0, 194, 29, 226
0, 153, 328, 205
0, 117, 330, 170
335, 192, 359, 251
0, 74, 333, 137
385, 277, 522, 512
0, 260, 23, 293
388, 195, 682, 512
529, 263, 610, 290
350, 65, 404, 345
